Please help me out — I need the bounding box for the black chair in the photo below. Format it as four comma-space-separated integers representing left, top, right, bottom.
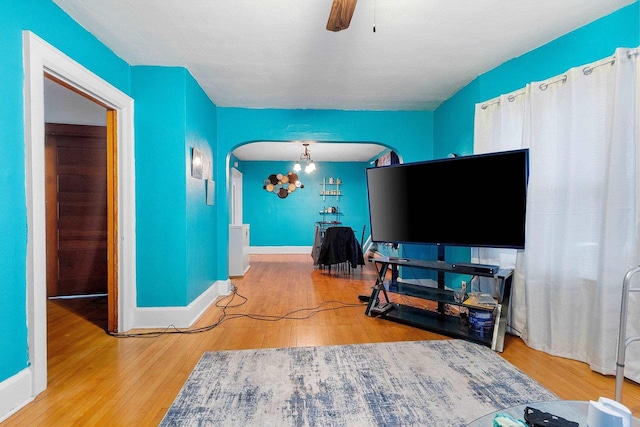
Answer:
315, 226, 365, 273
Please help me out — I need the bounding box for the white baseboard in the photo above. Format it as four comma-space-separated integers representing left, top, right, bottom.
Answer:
132, 279, 232, 329
0, 369, 34, 423
250, 246, 312, 254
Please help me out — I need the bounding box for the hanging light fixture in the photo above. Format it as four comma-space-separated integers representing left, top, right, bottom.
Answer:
294, 143, 316, 173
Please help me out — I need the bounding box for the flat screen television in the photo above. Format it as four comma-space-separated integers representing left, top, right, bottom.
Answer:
366, 148, 529, 249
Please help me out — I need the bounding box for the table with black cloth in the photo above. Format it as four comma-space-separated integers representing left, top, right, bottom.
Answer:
314, 226, 365, 272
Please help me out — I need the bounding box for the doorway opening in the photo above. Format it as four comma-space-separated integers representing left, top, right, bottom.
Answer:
44, 76, 118, 332
24, 31, 136, 396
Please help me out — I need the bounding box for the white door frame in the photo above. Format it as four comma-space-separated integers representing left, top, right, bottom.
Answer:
23, 31, 137, 395
231, 167, 243, 225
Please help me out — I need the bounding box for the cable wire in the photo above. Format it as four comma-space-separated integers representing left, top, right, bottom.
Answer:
109, 284, 365, 339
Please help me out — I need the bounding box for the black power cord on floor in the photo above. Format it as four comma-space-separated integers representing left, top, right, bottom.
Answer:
109, 283, 366, 339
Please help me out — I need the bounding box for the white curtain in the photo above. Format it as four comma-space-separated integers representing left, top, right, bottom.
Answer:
474, 48, 640, 382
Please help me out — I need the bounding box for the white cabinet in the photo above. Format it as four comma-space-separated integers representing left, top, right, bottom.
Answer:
229, 224, 250, 277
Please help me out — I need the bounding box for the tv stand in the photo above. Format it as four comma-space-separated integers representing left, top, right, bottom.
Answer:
365, 256, 513, 352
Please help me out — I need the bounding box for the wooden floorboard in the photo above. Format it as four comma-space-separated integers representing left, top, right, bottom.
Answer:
3, 253, 640, 425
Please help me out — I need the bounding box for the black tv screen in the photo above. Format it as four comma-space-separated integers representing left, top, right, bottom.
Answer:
366, 149, 529, 249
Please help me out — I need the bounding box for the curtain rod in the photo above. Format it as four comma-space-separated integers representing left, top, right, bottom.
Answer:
481, 48, 640, 110
583, 59, 615, 75
481, 91, 526, 110
539, 74, 567, 91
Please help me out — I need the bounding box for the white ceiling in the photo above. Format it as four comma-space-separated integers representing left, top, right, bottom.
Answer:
50, 0, 633, 160
232, 141, 388, 163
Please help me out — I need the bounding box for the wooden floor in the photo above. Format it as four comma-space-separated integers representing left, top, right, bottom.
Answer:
4, 254, 640, 425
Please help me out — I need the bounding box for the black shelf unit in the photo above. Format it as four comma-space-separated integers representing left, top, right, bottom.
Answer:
365, 256, 513, 351
383, 304, 494, 347
318, 178, 343, 229
319, 208, 342, 226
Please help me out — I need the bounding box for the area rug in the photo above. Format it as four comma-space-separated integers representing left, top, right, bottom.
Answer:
160, 340, 557, 426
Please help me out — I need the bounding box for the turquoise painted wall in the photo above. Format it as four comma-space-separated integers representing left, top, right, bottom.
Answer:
1, 0, 130, 384
2, 0, 220, 384
218, 109, 433, 164
133, 66, 218, 306
185, 72, 219, 303
1, 0, 637, 394
241, 161, 370, 247
133, 67, 188, 306
214, 108, 434, 278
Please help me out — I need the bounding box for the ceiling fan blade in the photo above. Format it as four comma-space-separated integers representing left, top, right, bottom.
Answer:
326, 0, 358, 32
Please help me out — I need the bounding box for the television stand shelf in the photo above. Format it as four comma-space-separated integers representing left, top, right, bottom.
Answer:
365, 256, 513, 352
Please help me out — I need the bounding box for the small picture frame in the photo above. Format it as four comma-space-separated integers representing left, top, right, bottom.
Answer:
191, 147, 203, 179
206, 179, 215, 205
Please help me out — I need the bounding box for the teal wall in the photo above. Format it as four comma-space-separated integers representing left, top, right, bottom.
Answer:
0, 0, 131, 384
133, 66, 218, 306
133, 67, 188, 306
185, 72, 219, 303
1, 0, 638, 396
240, 161, 370, 247
215, 108, 434, 277
217, 108, 434, 164
1, 0, 220, 383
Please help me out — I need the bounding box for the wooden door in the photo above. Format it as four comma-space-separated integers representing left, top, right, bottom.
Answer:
45, 123, 108, 297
